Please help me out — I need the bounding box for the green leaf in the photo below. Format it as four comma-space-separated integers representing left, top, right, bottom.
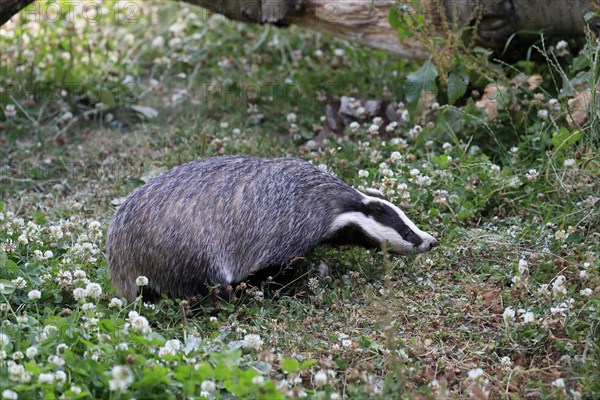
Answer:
404, 58, 438, 106
551, 127, 581, 153
281, 358, 299, 373
389, 8, 402, 29
448, 66, 469, 105
33, 211, 47, 225
0, 279, 16, 295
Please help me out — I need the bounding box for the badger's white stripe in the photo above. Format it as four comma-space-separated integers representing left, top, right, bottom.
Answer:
329, 212, 415, 253
360, 194, 433, 243
363, 188, 386, 199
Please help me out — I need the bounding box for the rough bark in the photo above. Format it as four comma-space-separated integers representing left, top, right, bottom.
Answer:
1, 0, 598, 59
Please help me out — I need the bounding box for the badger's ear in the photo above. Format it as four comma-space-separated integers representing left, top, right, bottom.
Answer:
362, 188, 388, 200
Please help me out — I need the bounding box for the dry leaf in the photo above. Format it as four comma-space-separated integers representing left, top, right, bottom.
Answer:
567, 89, 591, 129
475, 84, 503, 120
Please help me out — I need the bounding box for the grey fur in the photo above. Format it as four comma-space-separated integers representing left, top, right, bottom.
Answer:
106, 156, 436, 301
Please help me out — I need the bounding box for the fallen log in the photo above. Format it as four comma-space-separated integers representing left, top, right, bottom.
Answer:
1, 1, 598, 60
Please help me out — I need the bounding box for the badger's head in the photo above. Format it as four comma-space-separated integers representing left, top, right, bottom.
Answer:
328, 188, 438, 255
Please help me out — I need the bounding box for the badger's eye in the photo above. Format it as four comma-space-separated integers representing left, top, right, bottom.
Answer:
365, 202, 424, 246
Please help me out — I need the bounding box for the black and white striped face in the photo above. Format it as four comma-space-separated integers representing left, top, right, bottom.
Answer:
330, 189, 438, 255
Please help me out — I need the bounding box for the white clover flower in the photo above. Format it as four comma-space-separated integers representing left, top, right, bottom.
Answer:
442, 142, 453, 153
500, 356, 513, 370
381, 168, 394, 177
11, 351, 23, 361
8, 363, 31, 383
168, 37, 182, 49
468, 368, 484, 380
286, 113, 297, 123
55, 370, 67, 384
552, 378, 565, 388
525, 169, 539, 182
108, 298, 123, 308
548, 98, 560, 110
129, 315, 150, 333
490, 164, 501, 174
334, 48, 344, 57
2, 389, 18, 400
368, 124, 379, 134
341, 339, 352, 347
563, 158, 576, 168
85, 283, 102, 299
552, 275, 567, 296
390, 151, 402, 162
579, 270, 588, 280
556, 40, 568, 50
27, 290, 41, 300
4, 104, 17, 118
358, 170, 369, 178
349, 121, 360, 133
409, 168, 421, 176
503, 306, 516, 323
48, 355, 65, 366
518, 259, 528, 275
109, 365, 134, 392
413, 175, 432, 186
116, 343, 129, 351
385, 121, 398, 132
252, 376, 265, 385
56, 343, 68, 355
69, 386, 82, 395
201, 380, 216, 392
26, 346, 38, 359
330, 394, 340, 400
243, 334, 263, 350
136, 276, 149, 287
550, 305, 568, 316
159, 339, 182, 357
73, 270, 87, 281
39, 372, 54, 384
580, 288, 593, 297
314, 370, 328, 386
537, 109, 549, 119
72, 287, 87, 301
523, 312, 535, 323
11, 277, 26, 289
0, 334, 10, 348
554, 230, 567, 241
17, 234, 28, 245
158, 346, 176, 357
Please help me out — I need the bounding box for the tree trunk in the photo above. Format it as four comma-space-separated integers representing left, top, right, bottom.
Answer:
1, 0, 598, 59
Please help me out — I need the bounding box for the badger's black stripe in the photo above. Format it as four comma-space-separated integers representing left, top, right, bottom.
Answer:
324, 224, 381, 249
364, 202, 424, 247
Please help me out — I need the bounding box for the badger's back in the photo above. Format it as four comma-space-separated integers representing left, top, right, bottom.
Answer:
106, 156, 360, 301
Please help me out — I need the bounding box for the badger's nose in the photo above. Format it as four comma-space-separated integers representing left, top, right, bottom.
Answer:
428, 238, 438, 250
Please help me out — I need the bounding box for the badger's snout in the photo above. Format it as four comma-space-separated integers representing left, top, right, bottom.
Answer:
415, 235, 438, 253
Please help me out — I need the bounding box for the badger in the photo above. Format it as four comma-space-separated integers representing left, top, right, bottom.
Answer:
106, 156, 438, 302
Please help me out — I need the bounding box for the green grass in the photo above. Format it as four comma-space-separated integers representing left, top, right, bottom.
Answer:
1, 1, 599, 399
